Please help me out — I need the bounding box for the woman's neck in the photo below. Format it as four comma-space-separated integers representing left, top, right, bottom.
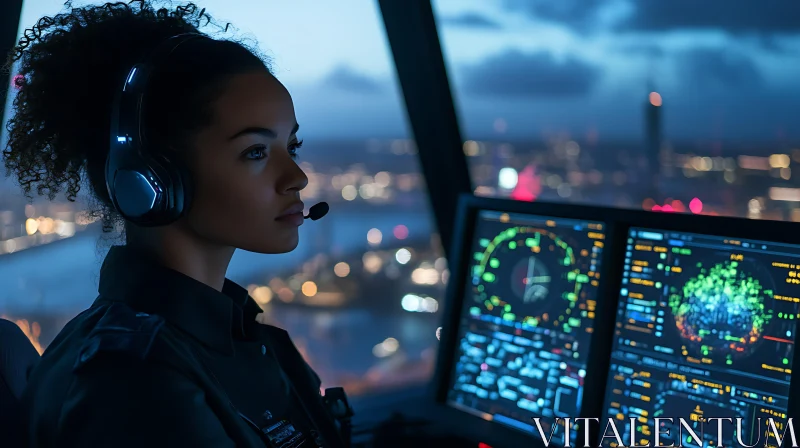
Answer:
125, 224, 235, 292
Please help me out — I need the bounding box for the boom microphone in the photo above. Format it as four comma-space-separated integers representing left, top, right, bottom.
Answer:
304, 202, 329, 221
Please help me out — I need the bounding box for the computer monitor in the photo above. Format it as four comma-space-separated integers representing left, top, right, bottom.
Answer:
443, 209, 606, 444
601, 227, 800, 447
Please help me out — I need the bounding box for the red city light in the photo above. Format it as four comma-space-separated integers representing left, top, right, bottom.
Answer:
689, 197, 703, 214
393, 224, 409, 239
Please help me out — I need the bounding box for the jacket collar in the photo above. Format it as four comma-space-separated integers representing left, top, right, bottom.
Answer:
96, 245, 263, 355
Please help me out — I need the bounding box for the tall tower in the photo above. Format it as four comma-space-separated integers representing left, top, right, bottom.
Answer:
644, 84, 663, 201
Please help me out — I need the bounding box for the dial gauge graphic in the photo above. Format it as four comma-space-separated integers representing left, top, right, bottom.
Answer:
512, 255, 551, 304
470, 226, 591, 329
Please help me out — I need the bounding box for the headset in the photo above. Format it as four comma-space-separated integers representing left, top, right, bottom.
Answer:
106, 33, 206, 227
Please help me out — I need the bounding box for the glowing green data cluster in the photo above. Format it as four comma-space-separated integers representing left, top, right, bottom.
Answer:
669, 261, 773, 356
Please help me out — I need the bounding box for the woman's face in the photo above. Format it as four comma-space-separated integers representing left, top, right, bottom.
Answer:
184, 71, 308, 254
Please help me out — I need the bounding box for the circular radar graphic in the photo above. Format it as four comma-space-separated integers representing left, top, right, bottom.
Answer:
471, 226, 590, 329
669, 260, 774, 359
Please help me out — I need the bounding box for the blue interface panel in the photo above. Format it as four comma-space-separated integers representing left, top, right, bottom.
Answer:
446, 210, 605, 444
601, 228, 800, 447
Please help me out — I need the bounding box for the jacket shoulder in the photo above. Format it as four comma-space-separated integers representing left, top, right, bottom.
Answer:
72, 302, 166, 373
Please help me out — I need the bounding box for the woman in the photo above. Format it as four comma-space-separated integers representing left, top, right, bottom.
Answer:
3, 1, 346, 446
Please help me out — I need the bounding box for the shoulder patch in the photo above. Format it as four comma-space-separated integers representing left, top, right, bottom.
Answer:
73, 303, 165, 372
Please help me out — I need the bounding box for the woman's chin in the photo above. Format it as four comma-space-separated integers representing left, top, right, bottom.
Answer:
242, 235, 300, 254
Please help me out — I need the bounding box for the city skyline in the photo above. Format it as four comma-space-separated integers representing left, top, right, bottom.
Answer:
2, 0, 798, 144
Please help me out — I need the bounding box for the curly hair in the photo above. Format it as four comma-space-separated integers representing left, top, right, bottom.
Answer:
2, 0, 268, 229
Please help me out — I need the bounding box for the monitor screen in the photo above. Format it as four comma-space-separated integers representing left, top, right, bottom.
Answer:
601, 228, 800, 447
446, 210, 606, 443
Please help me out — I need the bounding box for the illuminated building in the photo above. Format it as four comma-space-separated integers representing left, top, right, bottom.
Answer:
645, 87, 663, 201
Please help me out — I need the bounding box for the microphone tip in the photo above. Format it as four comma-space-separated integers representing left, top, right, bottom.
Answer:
305, 202, 329, 220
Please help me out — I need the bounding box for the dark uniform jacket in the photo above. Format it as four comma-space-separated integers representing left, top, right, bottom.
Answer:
0, 319, 40, 447
22, 246, 347, 447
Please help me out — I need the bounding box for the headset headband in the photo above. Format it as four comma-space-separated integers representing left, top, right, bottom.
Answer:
116, 33, 205, 158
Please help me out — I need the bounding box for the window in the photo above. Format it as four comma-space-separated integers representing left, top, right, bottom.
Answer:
432, 0, 800, 221
0, 0, 444, 397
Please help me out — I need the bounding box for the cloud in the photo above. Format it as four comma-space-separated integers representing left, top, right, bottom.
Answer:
459, 51, 602, 98
754, 35, 798, 55
504, 0, 800, 35
676, 48, 762, 91
438, 13, 503, 30
321, 67, 385, 94
619, 1, 800, 34
616, 43, 665, 58
501, 0, 607, 33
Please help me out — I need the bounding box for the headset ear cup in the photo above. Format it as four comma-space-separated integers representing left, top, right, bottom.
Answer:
149, 150, 192, 222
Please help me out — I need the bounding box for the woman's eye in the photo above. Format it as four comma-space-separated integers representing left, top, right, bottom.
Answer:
245, 146, 267, 160
289, 140, 304, 160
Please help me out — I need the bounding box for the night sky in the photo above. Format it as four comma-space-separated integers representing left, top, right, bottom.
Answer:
4, 0, 799, 143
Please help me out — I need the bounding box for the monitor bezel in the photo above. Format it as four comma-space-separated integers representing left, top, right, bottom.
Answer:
430, 194, 800, 448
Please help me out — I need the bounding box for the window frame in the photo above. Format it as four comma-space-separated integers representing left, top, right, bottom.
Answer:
0, 0, 24, 125
377, 0, 472, 260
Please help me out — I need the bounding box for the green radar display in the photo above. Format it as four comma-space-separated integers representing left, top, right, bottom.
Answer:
669, 259, 775, 359
470, 225, 591, 329
449, 211, 603, 439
